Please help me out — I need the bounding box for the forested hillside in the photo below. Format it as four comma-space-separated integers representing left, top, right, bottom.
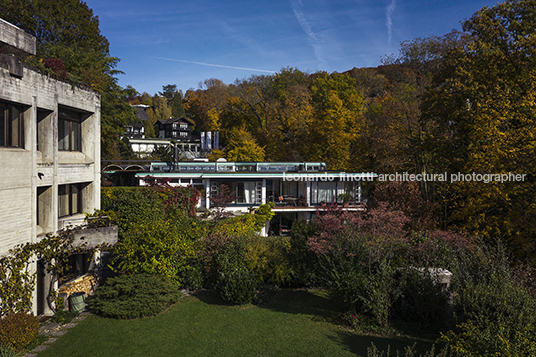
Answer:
137, 0, 534, 261
2, 0, 534, 261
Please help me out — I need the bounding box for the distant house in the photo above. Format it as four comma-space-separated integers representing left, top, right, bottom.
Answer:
124, 104, 151, 139
133, 104, 151, 122
157, 117, 195, 141
124, 122, 145, 139
122, 112, 201, 158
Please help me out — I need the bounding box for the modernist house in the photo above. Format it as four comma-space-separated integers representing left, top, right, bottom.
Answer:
138, 161, 376, 235
0, 18, 113, 315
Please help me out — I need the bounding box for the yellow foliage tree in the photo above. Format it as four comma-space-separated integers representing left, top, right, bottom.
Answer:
308, 72, 365, 171
226, 128, 265, 162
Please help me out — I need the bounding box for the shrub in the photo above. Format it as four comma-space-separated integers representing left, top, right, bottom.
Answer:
89, 274, 181, 319
367, 342, 453, 357
201, 231, 259, 304
101, 187, 165, 238
101, 185, 200, 239
245, 236, 292, 286
112, 218, 200, 285
394, 268, 452, 332
0, 313, 39, 350
176, 258, 205, 290
440, 242, 536, 356
308, 205, 409, 327
288, 220, 321, 287
217, 265, 258, 305
214, 236, 259, 304
305, 203, 474, 330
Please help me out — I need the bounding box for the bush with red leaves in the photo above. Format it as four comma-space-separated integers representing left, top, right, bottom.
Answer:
43, 58, 68, 79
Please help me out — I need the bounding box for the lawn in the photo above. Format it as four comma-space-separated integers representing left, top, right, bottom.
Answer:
37, 289, 435, 356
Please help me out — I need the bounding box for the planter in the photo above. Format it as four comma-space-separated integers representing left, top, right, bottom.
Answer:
69, 292, 86, 313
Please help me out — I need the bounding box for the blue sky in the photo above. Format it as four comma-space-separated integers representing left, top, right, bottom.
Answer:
84, 0, 500, 95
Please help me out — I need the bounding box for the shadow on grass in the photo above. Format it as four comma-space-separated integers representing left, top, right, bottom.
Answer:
190, 289, 233, 306
192, 288, 437, 355
192, 288, 341, 322
259, 288, 342, 323
332, 330, 436, 356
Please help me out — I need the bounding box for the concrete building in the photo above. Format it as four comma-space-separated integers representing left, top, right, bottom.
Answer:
0, 19, 102, 315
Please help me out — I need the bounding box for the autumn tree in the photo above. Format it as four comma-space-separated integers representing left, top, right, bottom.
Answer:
227, 75, 276, 135
422, 0, 536, 260
184, 78, 230, 133
308, 72, 365, 171
226, 127, 265, 162
264, 68, 313, 161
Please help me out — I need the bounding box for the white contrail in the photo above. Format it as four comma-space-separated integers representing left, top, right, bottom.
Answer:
386, 0, 396, 43
154, 57, 276, 73
291, 0, 318, 43
290, 0, 326, 66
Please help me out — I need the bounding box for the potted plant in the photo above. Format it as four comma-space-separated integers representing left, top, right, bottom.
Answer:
338, 193, 353, 207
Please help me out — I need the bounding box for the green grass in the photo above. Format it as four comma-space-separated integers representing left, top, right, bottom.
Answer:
37, 289, 435, 357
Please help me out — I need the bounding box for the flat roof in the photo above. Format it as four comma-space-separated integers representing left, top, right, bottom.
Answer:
137, 172, 377, 179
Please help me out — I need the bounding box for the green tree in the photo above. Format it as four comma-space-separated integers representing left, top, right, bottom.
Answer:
170, 91, 186, 118
0, 0, 111, 81
160, 84, 186, 118
0, 0, 137, 160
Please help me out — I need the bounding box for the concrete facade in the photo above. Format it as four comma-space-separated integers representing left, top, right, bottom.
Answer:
0, 19, 101, 315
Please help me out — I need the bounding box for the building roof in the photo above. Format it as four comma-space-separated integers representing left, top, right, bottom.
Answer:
137, 171, 377, 180
157, 117, 195, 126
138, 161, 377, 180
0, 18, 36, 55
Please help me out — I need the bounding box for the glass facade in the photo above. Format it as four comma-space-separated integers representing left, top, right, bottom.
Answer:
211, 180, 262, 205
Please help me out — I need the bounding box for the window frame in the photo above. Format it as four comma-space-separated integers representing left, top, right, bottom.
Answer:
58, 108, 82, 152
0, 101, 24, 148
58, 183, 82, 218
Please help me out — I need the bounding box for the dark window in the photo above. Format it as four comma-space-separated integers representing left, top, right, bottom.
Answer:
0, 102, 24, 148
58, 184, 82, 217
58, 108, 81, 151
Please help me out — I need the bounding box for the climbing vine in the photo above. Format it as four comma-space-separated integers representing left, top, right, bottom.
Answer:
0, 224, 106, 317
